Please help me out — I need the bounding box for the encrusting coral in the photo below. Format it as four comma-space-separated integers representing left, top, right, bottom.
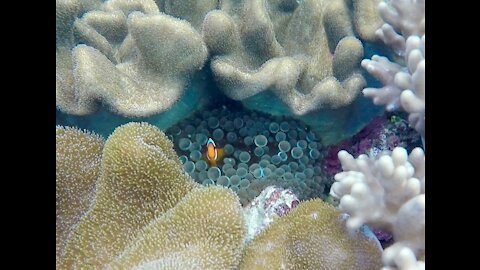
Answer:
59, 122, 200, 268
56, 0, 208, 118
56, 126, 104, 266
203, 0, 366, 115
239, 198, 383, 269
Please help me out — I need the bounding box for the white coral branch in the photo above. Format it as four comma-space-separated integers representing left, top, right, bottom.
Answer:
331, 147, 425, 270
378, 0, 425, 37
363, 0, 425, 139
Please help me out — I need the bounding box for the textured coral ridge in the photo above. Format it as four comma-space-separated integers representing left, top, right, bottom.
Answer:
57, 122, 246, 269
56, 126, 104, 266
107, 186, 245, 269
56, 0, 208, 117
203, 0, 366, 115
239, 199, 383, 269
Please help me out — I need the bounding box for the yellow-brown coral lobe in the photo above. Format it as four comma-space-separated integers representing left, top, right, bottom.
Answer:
239, 199, 383, 269
203, 0, 367, 116
56, 1, 209, 118
60, 122, 199, 268
56, 126, 104, 266
352, 0, 384, 42
107, 186, 246, 269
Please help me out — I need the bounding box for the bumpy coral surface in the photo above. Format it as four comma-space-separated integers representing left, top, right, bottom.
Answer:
239, 199, 383, 269
59, 122, 200, 268
323, 114, 422, 179
107, 186, 246, 270
56, 126, 104, 266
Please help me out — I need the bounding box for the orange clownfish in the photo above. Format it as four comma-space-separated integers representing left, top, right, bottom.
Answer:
205, 138, 224, 167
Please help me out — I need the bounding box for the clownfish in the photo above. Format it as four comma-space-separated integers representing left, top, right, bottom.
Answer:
205, 137, 224, 167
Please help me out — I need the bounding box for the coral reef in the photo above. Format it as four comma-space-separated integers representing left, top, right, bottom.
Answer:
56, 0, 208, 118
57, 122, 391, 269
55, 0, 429, 268
166, 106, 328, 205
55, 126, 104, 266
239, 199, 383, 269
57, 0, 387, 145
203, 0, 366, 115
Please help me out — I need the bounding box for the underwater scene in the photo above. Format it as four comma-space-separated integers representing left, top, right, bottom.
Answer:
56, 0, 425, 269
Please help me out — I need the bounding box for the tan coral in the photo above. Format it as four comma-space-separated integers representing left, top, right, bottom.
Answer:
75, 0, 160, 63
239, 199, 383, 269
107, 186, 246, 269
57, 11, 208, 118
351, 0, 384, 42
56, 126, 104, 267
59, 122, 199, 268
203, 0, 366, 115
56, 0, 208, 118
164, 0, 218, 31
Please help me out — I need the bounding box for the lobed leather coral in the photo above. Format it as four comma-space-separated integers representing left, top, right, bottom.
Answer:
56, 0, 208, 118
106, 186, 245, 269
56, 122, 247, 269
56, 126, 104, 267
202, 0, 371, 116
59, 122, 199, 268
239, 199, 383, 269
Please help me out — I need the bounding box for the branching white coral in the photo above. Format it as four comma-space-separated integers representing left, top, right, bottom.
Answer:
331, 147, 425, 269
338, 1, 426, 268
361, 0, 425, 138
378, 0, 425, 38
